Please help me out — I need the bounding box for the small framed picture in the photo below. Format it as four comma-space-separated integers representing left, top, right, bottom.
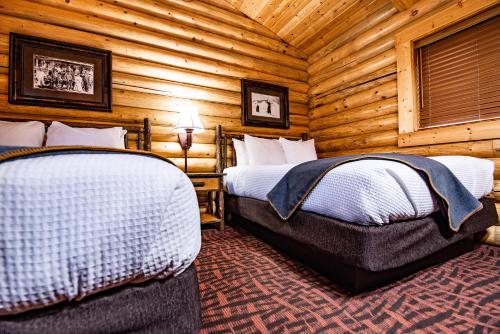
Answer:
241, 79, 289, 129
9, 33, 112, 112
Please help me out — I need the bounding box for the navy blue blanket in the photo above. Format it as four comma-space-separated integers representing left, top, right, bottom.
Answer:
267, 154, 482, 232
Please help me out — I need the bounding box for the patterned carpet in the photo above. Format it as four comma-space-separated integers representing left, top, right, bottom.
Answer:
196, 227, 500, 333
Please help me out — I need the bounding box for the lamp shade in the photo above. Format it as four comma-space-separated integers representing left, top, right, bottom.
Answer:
174, 106, 204, 134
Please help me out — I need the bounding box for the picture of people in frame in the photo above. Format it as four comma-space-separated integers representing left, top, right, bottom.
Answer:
33, 54, 94, 95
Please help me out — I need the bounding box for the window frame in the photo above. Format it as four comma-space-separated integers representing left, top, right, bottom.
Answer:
395, 0, 500, 148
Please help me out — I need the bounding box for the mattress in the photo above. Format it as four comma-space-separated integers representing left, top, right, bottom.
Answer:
0, 152, 201, 315
224, 156, 494, 225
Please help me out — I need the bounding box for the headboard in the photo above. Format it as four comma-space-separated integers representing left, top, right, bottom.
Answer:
0, 115, 152, 151
216, 125, 309, 172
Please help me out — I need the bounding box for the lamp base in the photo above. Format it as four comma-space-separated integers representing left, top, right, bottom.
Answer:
178, 129, 193, 173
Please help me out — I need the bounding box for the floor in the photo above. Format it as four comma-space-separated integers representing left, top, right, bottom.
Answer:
196, 227, 500, 334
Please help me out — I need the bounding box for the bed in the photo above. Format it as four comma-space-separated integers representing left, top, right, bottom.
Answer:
0, 117, 202, 333
217, 126, 498, 293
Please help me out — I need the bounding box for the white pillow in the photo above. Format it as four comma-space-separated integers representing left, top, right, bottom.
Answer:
0, 120, 46, 147
46, 121, 127, 149
279, 137, 317, 164
244, 134, 286, 165
232, 138, 249, 166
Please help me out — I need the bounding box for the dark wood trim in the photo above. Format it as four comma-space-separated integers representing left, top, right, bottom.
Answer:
187, 172, 225, 231
143, 118, 152, 151
216, 125, 308, 170
0, 116, 152, 151
187, 173, 225, 178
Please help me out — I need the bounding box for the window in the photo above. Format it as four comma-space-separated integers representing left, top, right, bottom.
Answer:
395, 1, 500, 148
416, 15, 500, 129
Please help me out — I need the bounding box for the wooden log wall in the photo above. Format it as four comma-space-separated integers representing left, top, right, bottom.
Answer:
0, 0, 309, 172
307, 0, 500, 221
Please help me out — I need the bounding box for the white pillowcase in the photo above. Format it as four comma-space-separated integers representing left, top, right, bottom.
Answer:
279, 137, 317, 164
0, 120, 46, 147
244, 134, 286, 165
46, 121, 127, 149
232, 138, 249, 166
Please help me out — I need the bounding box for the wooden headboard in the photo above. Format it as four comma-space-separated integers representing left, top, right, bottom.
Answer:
216, 125, 309, 172
0, 115, 152, 151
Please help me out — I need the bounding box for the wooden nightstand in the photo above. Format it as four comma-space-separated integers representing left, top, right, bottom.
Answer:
187, 173, 225, 231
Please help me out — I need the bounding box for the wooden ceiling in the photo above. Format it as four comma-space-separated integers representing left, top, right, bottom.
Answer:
219, 0, 414, 55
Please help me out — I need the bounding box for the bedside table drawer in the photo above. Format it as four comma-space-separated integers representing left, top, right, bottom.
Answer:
190, 177, 220, 191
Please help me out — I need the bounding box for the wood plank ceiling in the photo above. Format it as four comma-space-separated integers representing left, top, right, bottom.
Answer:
219, 0, 411, 55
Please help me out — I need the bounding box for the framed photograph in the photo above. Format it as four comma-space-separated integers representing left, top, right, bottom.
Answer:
9, 33, 112, 112
241, 79, 289, 129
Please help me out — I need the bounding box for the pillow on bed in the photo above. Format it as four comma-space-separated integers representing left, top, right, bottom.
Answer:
279, 137, 317, 164
244, 134, 286, 165
46, 121, 127, 149
0, 120, 46, 147
233, 138, 249, 166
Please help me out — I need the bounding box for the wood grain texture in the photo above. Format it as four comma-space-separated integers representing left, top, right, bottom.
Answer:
0, 0, 308, 173
307, 0, 500, 222
221, 0, 392, 55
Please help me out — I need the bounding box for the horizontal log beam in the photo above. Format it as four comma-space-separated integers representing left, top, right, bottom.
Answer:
161, 0, 279, 40
310, 74, 396, 108
399, 119, 500, 147
317, 140, 498, 158
309, 98, 398, 131
391, 0, 416, 12
0, 16, 307, 85
309, 36, 395, 81
308, 3, 398, 65
31, 0, 307, 70
1, 0, 307, 80
310, 81, 398, 120
111, 56, 309, 96
113, 72, 241, 106
309, 49, 396, 95
308, 0, 449, 76
490, 158, 500, 179
102, 0, 306, 60
303, 0, 393, 55
312, 114, 398, 141
316, 130, 398, 152
151, 141, 232, 159
168, 157, 217, 173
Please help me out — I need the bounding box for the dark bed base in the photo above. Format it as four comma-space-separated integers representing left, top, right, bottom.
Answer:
232, 214, 474, 293
226, 195, 497, 294
0, 264, 201, 334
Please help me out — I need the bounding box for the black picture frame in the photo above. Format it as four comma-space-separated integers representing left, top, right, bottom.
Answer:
8, 33, 112, 112
241, 79, 289, 129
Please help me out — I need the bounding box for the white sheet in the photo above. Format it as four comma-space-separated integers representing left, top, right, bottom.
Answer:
0, 152, 201, 315
224, 156, 493, 225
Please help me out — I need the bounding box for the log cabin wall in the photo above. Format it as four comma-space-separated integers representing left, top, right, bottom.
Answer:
0, 0, 309, 172
307, 0, 500, 219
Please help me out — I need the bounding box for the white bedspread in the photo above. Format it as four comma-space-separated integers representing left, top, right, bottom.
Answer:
0, 153, 201, 315
224, 156, 493, 225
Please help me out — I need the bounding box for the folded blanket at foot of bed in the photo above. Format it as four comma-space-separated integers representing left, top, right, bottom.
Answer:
267, 153, 483, 232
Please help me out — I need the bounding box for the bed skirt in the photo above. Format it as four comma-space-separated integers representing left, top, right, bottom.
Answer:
0, 264, 201, 334
226, 195, 498, 293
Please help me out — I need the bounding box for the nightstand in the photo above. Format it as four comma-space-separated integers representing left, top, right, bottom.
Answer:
187, 173, 225, 231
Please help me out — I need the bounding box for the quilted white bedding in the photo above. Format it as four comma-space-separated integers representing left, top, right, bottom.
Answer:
224, 156, 494, 225
0, 152, 201, 315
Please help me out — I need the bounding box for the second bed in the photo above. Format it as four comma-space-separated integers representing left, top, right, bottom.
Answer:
219, 130, 498, 292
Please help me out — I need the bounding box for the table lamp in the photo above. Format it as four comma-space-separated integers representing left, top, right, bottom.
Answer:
174, 105, 204, 172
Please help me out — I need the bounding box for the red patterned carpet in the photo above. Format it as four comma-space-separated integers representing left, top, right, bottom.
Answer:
196, 227, 500, 333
